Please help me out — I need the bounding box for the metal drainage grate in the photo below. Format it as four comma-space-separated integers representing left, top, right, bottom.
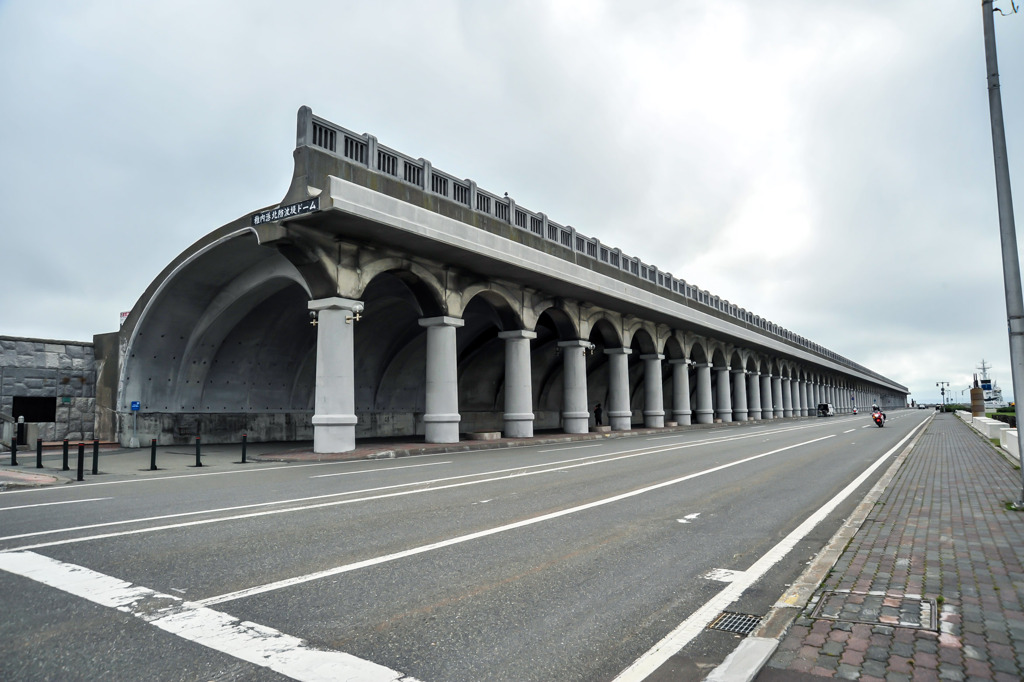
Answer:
708, 611, 762, 635
810, 590, 937, 631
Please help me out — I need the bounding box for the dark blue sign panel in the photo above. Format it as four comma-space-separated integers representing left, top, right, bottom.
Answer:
131, 401, 141, 411
252, 197, 320, 226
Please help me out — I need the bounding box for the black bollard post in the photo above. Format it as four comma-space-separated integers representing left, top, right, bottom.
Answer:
62, 439, 69, 471
10, 438, 17, 466
76, 443, 84, 481
241, 433, 247, 464
150, 439, 157, 471
36, 438, 43, 468
92, 439, 100, 475
195, 436, 202, 467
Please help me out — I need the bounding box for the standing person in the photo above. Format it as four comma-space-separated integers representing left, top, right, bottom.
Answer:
594, 402, 604, 426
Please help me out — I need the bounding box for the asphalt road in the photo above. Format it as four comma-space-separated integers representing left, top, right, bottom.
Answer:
0, 411, 930, 682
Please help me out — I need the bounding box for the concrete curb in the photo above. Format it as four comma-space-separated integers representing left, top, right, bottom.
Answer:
0, 468, 65, 490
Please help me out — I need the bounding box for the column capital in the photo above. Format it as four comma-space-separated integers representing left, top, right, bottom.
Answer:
639, 353, 664, 361
498, 329, 536, 340
557, 339, 594, 349
731, 368, 747, 375
605, 347, 632, 356
418, 315, 465, 328
309, 296, 363, 313
668, 358, 689, 365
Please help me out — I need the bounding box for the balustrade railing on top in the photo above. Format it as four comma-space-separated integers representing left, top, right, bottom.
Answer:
297, 107, 882, 383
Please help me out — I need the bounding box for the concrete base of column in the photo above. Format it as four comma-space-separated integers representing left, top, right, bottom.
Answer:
563, 411, 590, 434
312, 414, 357, 453
783, 409, 794, 418
503, 413, 534, 438
673, 411, 692, 425
643, 411, 665, 428
695, 410, 714, 424
733, 410, 748, 422
424, 413, 460, 443
609, 411, 631, 431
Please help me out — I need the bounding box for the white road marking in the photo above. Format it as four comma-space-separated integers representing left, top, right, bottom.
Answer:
0, 497, 111, 511
0, 430, 811, 546
0, 458, 384, 496
677, 513, 701, 524
309, 461, 451, 478
844, 429, 856, 434
194, 435, 833, 607
703, 568, 741, 583
538, 443, 606, 452
611, 418, 929, 682
0, 551, 418, 682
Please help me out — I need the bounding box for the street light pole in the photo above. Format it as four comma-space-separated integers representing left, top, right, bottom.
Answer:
937, 381, 949, 412
981, 0, 1024, 506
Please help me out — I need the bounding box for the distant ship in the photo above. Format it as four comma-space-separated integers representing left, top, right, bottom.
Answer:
977, 359, 1009, 409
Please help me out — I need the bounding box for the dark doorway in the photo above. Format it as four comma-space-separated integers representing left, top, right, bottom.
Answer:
12, 396, 57, 422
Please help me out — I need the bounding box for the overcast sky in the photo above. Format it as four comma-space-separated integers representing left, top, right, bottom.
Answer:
2, 0, 1022, 406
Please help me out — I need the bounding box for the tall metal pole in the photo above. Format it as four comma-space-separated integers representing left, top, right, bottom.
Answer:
981, 1, 1024, 505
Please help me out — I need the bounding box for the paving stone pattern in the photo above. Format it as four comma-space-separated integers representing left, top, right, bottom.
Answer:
763, 413, 1024, 681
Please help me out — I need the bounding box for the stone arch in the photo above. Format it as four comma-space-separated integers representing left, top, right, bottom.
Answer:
356, 259, 447, 318
532, 305, 581, 429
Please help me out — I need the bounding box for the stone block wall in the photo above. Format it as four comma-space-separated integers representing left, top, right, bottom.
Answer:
0, 335, 97, 441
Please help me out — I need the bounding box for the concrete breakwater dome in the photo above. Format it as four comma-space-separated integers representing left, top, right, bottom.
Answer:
116, 106, 907, 451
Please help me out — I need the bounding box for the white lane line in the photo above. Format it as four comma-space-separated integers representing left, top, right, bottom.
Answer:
0, 458, 384, 495
0, 429, 791, 545
194, 435, 833, 607
0, 551, 418, 682
612, 419, 929, 682
537, 443, 607, 452
309, 461, 451, 479
0, 497, 111, 512
844, 429, 856, 434
644, 422, 822, 442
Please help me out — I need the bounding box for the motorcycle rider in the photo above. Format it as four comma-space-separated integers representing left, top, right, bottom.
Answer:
872, 403, 886, 423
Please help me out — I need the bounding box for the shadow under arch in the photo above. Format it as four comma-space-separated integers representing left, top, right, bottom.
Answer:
119, 228, 318, 445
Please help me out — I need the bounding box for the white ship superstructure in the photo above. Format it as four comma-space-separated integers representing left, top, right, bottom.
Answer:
978, 359, 1008, 410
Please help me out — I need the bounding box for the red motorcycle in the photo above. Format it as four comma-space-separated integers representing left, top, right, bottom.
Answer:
872, 410, 885, 427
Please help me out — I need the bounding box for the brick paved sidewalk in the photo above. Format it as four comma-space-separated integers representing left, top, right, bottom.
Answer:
758, 413, 1024, 681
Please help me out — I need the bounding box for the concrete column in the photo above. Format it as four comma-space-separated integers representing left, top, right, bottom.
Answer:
695, 362, 714, 424
498, 330, 536, 438
731, 369, 748, 422
772, 375, 784, 418
559, 340, 592, 434
641, 354, 665, 428
798, 380, 809, 417
605, 348, 632, 431
309, 297, 363, 453
419, 316, 465, 443
761, 374, 774, 419
715, 366, 732, 423
746, 371, 761, 420
782, 377, 794, 417
811, 383, 819, 409
670, 359, 692, 425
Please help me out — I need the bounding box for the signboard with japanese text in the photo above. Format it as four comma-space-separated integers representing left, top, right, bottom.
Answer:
252, 197, 320, 226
